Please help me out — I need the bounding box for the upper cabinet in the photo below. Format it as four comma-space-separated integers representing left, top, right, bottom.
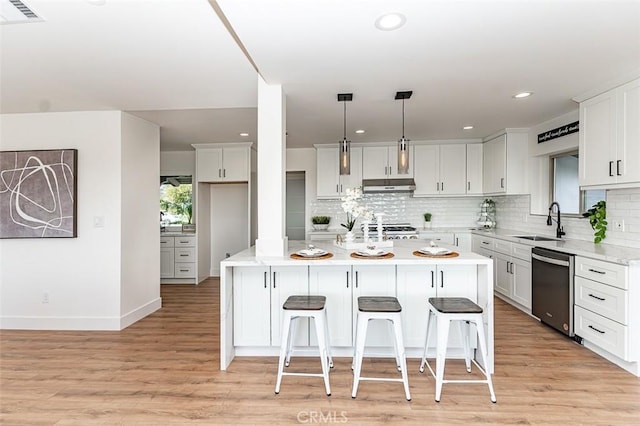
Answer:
193, 143, 251, 183
316, 145, 362, 199
579, 78, 640, 187
362, 145, 414, 179
466, 144, 483, 195
482, 131, 527, 195
413, 144, 466, 196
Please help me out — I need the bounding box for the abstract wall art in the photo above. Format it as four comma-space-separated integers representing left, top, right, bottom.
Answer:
0, 149, 78, 238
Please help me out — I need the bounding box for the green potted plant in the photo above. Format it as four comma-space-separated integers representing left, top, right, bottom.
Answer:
583, 200, 607, 243
423, 212, 432, 229
311, 215, 331, 231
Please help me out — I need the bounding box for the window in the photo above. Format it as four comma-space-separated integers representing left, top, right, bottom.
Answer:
160, 176, 193, 225
551, 152, 605, 215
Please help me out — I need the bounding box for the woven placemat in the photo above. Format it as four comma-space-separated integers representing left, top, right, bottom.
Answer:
290, 252, 334, 260
412, 250, 459, 258
350, 252, 395, 259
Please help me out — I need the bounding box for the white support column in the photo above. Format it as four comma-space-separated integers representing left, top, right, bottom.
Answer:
255, 76, 288, 257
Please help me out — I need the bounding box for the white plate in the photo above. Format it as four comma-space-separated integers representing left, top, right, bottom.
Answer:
356, 249, 389, 257
296, 249, 327, 257
418, 247, 452, 255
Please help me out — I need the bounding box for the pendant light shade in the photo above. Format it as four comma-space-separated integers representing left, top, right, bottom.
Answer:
338, 93, 353, 175
395, 91, 412, 175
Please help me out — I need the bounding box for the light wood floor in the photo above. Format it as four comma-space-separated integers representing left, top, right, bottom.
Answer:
1, 278, 639, 425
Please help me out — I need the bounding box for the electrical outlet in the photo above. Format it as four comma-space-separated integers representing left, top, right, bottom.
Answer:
42, 292, 49, 304
613, 220, 625, 231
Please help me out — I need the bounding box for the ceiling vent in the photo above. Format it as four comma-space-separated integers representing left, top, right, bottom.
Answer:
0, 0, 42, 24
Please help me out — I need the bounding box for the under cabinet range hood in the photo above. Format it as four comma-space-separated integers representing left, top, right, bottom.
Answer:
361, 178, 416, 193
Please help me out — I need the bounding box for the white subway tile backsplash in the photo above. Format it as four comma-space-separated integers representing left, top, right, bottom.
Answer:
311, 187, 640, 249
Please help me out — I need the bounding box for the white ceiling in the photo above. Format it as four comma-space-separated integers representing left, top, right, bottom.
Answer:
2, 0, 639, 151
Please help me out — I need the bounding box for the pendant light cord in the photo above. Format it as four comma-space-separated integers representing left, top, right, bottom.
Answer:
343, 101, 347, 139
401, 98, 405, 139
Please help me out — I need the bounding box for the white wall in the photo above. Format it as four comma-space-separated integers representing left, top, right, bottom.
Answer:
0, 111, 161, 330
120, 113, 161, 326
286, 148, 316, 237
160, 151, 195, 176
210, 183, 248, 276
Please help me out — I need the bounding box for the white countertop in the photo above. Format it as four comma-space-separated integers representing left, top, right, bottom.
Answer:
472, 228, 640, 265
222, 239, 489, 267
160, 232, 197, 237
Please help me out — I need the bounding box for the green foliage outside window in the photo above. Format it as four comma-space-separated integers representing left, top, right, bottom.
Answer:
160, 184, 193, 224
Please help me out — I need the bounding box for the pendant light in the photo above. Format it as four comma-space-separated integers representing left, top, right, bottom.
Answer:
338, 93, 353, 175
395, 90, 412, 175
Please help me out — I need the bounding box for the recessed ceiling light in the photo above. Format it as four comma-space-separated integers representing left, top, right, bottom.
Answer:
375, 13, 406, 31
513, 91, 533, 99
355, 129, 365, 134
463, 126, 474, 130
239, 132, 249, 137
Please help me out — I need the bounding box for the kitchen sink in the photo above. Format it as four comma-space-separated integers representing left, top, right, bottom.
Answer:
513, 235, 559, 241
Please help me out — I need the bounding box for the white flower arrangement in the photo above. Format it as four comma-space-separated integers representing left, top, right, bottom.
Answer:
341, 187, 373, 231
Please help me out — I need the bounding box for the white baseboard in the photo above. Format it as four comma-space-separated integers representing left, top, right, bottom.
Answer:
1, 297, 162, 331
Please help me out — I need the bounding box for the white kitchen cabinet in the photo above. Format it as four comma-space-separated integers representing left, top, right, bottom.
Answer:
579, 78, 640, 187
315, 146, 362, 199
466, 143, 483, 195
472, 234, 531, 311
233, 266, 271, 346
482, 131, 528, 195
270, 266, 309, 347
161, 235, 196, 280
194, 143, 250, 183
160, 247, 175, 278
352, 265, 396, 347
413, 144, 466, 196
309, 265, 353, 347
574, 256, 632, 361
397, 264, 477, 348
420, 231, 454, 245
362, 145, 413, 179
453, 232, 472, 252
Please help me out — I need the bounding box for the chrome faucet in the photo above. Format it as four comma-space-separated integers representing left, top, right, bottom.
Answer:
547, 202, 565, 238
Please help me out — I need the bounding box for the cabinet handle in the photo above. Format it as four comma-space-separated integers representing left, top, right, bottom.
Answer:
179, 254, 189, 257
482, 241, 490, 245
436, 182, 439, 191
616, 160, 622, 176
588, 268, 605, 275
340, 184, 343, 192
440, 270, 444, 288
355, 271, 358, 288
500, 178, 504, 189
385, 166, 388, 175
264, 271, 267, 289
588, 325, 605, 334
609, 161, 614, 177
336, 184, 339, 193
456, 237, 459, 246
273, 271, 276, 288
346, 271, 349, 288
588, 293, 605, 301
219, 168, 222, 178
431, 270, 434, 288
441, 182, 444, 191
468, 182, 471, 191
223, 169, 226, 178
179, 269, 189, 272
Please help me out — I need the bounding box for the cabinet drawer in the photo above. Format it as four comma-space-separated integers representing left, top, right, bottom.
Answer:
472, 235, 494, 252
174, 263, 196, 278
175, 248, 195, 262
493, 239, 511, 255
575, 257, 627, 289
175, 236, 196, 247
574, 305, 627, 360
575, 276, 627, 325
511, 243, 531, 261
160, 237, 175, 247
421, 232, 454, 245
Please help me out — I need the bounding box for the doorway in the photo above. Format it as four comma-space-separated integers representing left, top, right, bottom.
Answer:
286, 171, 306, 240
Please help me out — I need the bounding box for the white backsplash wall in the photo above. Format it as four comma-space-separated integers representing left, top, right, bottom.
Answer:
311, 194, 486, 230
495, 187, 640, 249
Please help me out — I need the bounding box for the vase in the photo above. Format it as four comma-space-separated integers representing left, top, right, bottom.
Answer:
345, 231, 355, 243
424, 221, 432, 230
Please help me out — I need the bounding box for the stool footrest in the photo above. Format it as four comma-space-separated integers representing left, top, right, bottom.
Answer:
281, 372, 326, 378
358, 377, 407, 383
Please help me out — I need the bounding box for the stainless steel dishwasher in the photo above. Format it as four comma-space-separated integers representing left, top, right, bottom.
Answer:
531, 247, 575, 337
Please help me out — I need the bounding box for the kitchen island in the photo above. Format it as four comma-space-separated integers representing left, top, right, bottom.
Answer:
219, 239, 494, 372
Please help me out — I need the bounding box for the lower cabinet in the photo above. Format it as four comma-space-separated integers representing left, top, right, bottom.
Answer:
160, 247, 175, 278
270, 266, 309, 347
160, 235, 196, 281
233, 264, 479, 352
472, 235, 532, 311
397, 265, 478, 348
309, 265, 353, 347
233, 266, 271, 346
